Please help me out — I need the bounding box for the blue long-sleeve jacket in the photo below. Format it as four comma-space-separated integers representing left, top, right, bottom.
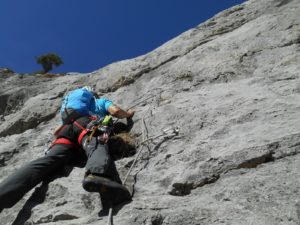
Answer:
61, 88, 113, 119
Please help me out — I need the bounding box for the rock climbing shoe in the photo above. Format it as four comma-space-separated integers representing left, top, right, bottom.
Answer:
83, 174, 128, 194
83, 174, 132, 206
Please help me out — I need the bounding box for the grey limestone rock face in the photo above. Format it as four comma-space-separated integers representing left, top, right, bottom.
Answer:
1, 0, 300, 224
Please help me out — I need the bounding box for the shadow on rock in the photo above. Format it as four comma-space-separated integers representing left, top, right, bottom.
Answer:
296, 202, 300, 222
109, 119, 137, 160
12, 167, 74, 225
97, 160, 132, 218
12, 182, 49, 225
98, 193, 132, 218
108, 133, 136, 160
113, 118, 134, 134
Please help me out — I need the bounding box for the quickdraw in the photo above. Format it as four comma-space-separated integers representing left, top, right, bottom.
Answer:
87, 115, 113, 143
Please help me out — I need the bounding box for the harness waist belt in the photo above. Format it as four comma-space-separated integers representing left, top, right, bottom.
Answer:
52, 137, 79, 150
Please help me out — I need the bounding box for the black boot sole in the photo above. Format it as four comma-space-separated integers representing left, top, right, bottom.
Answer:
83, 176, 127, 193
83, 175, 132, 206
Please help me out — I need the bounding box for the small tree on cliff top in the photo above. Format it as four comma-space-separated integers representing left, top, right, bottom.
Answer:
36, 53, 63, 73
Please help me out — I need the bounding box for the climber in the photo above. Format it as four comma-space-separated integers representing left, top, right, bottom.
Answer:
0, 86, 135, 212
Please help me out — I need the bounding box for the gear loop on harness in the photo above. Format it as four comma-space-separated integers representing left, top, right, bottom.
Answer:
86, 115, 113, 144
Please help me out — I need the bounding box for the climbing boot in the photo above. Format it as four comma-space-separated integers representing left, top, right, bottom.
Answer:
83, 174, 132, 206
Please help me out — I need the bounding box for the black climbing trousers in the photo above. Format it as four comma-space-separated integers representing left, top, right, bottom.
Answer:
82, 136, 111, 176
0, 135, 111, 209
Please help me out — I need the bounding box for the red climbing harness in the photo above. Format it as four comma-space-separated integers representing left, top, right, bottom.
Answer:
51, 116, 97, 149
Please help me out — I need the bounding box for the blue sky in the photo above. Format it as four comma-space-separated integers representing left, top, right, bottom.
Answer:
0, 0, 246, 74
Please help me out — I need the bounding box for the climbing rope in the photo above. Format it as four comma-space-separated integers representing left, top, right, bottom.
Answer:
139, 126, 180, 145
123, 117, 146, 185
123, 120, 180, 185
106, 206, 113, 225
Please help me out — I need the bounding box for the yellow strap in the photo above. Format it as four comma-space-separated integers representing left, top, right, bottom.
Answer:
88, 125, 99, 142
87, 116, 112, 142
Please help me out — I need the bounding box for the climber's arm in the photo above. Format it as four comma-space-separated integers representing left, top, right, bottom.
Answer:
107, 105, 135, 119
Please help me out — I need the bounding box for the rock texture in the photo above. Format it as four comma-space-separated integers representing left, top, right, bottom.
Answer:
1, 0, 300, 224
